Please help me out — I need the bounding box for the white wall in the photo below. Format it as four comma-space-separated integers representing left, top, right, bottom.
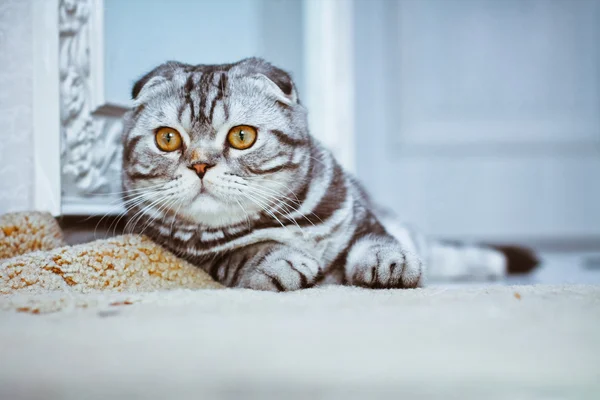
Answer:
354, 0, 600, 242
104, 0, 304, 106
0, 0, 34, 213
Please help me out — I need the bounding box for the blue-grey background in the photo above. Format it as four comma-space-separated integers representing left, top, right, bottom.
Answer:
104, 0, 305, 106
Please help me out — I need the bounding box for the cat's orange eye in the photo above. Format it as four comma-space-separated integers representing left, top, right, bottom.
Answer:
155, 127, 182, 152
227, 125, 257, 150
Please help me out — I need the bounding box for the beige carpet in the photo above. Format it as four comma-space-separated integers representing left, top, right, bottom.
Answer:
1, 212, 220, 304
1, 284, 599, 399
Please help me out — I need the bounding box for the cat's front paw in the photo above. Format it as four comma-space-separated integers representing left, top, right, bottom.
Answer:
240, 247, 322, 292
346, 236, 423, 288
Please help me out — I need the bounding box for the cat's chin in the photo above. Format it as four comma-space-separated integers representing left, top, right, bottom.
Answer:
178, 192, 251, 228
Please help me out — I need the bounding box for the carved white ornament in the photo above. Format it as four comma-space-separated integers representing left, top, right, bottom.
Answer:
59, 0, 126, 214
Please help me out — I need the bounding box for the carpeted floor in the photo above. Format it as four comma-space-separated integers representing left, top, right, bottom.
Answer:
1, 284, 599, 399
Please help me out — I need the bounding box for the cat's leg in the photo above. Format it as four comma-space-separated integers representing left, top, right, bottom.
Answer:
209, 242, 322, 291
344, 234, 423, 288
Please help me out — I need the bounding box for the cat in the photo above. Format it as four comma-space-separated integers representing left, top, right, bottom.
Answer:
121, 57, 537, 291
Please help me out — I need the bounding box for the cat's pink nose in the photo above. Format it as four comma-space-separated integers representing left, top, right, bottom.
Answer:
189, 163, 214, 179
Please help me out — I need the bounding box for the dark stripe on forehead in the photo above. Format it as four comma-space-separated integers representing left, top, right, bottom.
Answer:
270, 129, 308, 147
221, 73, 230, 120
176, 102, 185, 122
209, 72, 228, 124
197, 72, 213, 125
180, 73, 196, 122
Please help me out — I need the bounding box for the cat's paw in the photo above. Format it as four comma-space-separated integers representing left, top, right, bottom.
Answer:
346, 236, 423, 289
240, 247, 322, 292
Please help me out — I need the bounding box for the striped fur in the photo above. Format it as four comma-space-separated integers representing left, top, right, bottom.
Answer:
121, 58, 511, 291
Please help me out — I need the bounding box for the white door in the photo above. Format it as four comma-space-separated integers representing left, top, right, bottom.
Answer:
353, 0, 600, 245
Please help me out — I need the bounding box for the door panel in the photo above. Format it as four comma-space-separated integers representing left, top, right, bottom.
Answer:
354, 0, 600, 241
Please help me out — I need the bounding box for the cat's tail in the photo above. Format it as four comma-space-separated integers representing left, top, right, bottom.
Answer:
374, 206, 539, 281
424, 239, 539, 281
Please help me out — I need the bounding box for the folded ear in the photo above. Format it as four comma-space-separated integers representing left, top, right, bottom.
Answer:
236, 58, 299, 104
131, 61, 188, 105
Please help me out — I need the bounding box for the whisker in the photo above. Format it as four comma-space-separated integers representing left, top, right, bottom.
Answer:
241, 185, 308, 232
243, 183, 323, 226
238, 191, 290, 233
95, 187, 171, 238
92, 196, 149, 240
221, 173, 325, 226
241, 178, 306, 209
124, 191, 174, 234
169, 197, 185, 235
233, 195, 252, 231
138, 194, 174, 237
108, 196, 154, 237
91, 181, 173, 197
89, 183, 173, 237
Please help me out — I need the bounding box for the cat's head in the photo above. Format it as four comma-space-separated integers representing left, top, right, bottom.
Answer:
121, 58, 311, 229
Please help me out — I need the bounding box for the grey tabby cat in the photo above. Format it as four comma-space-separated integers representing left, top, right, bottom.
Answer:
122, 58, 536, 291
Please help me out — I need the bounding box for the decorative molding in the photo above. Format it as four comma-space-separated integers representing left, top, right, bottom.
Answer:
58, 0, 127, 215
